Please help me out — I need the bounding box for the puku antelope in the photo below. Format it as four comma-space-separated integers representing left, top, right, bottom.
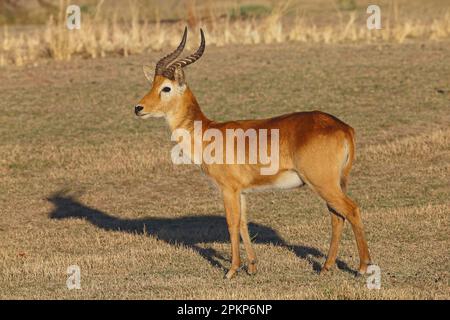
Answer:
134, 28, 371, 279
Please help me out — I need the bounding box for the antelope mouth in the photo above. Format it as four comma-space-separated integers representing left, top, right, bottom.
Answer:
136, 113, 152, 119
137, 112, 164, 119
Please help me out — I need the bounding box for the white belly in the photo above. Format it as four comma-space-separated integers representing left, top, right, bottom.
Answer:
273, 170, 304, 189
243, 170, 304, 193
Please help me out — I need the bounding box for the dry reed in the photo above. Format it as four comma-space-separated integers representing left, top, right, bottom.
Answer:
0, 1, 449, 67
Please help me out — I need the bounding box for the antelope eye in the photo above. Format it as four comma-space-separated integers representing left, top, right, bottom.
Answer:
162, 87, 171, 93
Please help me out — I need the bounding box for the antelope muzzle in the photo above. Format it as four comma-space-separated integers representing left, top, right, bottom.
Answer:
134, 105, 144, 116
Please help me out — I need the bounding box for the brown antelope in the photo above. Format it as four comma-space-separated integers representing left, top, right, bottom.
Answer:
135, 28, 371, 279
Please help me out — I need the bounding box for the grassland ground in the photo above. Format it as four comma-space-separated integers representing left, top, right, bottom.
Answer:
0, 41, 449, 299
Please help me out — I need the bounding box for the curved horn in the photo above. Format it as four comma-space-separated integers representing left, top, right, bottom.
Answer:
163, 29, 205, 79
155, 27, 188, 75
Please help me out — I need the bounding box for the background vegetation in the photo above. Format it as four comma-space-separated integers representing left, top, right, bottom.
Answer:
0, 0, 449, 66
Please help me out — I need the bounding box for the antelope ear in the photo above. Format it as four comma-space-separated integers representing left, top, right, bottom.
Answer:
174, 66, 186, 86
143, 65, 153, 82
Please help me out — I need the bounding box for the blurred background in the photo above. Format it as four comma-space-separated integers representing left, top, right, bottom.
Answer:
0, 0, 449, 66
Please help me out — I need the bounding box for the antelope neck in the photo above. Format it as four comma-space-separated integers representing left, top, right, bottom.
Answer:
166, 88, 212, 135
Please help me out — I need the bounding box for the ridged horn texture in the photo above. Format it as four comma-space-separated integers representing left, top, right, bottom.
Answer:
162, 28, 206, 80
155, 27, 188, 76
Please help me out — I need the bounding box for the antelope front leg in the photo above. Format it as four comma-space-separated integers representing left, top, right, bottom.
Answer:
240, 194, 257, 275
222, 189, 241, 279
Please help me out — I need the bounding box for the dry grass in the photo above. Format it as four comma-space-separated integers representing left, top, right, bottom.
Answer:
0, 38, 449, 299
362, 129, 450, 160
1, 0, 450, 66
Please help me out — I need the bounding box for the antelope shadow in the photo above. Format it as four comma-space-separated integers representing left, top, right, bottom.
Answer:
47, 193, 356, 275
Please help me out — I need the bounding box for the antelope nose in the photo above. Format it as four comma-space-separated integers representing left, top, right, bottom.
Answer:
135, 105, 144, 115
